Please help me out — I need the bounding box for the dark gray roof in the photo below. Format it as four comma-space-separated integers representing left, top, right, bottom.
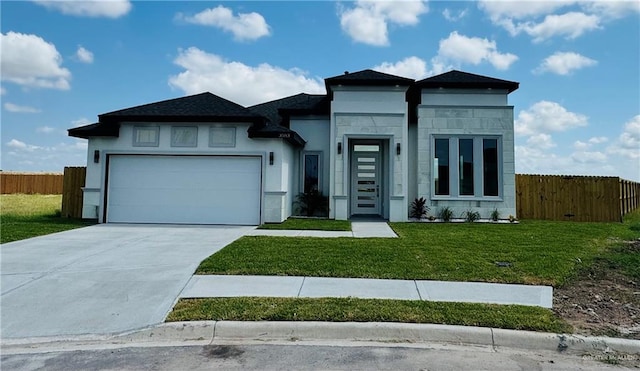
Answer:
99, 92, 264, 123
415, 70, 519, 93
325, 69, 414, 87
68, 122, 119, 139
249, 93, 328, 126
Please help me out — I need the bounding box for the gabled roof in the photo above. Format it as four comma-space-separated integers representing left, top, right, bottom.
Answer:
99, 92, 264, 124
414, 70, 519, 93
325, 69, 414, 88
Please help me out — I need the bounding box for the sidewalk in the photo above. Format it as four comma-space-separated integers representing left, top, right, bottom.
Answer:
180, 275, 553, 308
244, 221, 398, 238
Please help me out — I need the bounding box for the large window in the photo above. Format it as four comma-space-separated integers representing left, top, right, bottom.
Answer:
303, 152, 321, 193
432, 136, 501, 198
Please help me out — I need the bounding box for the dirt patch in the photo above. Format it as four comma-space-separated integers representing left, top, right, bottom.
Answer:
553, 241, 640, 339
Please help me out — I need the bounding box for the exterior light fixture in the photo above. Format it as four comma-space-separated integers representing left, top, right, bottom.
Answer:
269, 151, 274, 165
396, 143, 401, 156
337, 142, 342, 155
93, 150, 100, 163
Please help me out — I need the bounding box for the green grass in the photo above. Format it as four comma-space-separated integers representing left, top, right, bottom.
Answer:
259, 218, 351, 231
197, 212, 640, 286
167, 297, 572, 334
1, 194, 93, 244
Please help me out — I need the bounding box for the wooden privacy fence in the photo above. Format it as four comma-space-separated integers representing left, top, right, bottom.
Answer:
0, 172, 63, 194
61, 167, 86, 219
516, 174, 640, 222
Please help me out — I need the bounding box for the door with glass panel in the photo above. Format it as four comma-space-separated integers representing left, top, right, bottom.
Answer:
350, 143, 381, 215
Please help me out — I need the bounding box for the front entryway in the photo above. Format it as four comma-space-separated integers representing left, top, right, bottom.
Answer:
350, 141, 382, 216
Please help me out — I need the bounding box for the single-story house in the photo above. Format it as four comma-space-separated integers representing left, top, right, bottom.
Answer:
69, 69, 519, 225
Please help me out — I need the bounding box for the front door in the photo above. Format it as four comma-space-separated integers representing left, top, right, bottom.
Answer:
350, 142, 382, 215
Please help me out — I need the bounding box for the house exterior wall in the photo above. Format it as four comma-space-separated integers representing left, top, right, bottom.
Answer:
82, 122, 292, 223
329, 86, 409, 221
421, 88, 509, 106
290, 117, 331, 195
416, 95, 516, 219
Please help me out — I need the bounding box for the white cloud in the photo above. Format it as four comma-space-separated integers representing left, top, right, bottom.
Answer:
583, 1, 640, 20
0, 87, 6, 95
339, 0, 428, 46
168, 47, 325, 106
436, 32, 518, 70
588, 136, 608, 145
571, 150, 607, 164
609, 115, 640, 160
518, 12, 601, 43
534, 51, 597, 75
478, 1, 637, 43
1, 32, 71, 90
372, 56, 427, 79
71, 117, 92, 127
3, 102, 41, 113
526, 133, 555, 149
515, 101, 588, 136
442, 8, 467, 22
37, 126, 56, 134
75, 46, 94, 63
33, 0, 131, 18
478, 1, 572, 20
178, 5, 270, 41
3, 138, 88, 171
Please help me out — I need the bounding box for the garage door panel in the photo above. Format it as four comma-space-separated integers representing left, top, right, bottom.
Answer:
107, 155, 261, 225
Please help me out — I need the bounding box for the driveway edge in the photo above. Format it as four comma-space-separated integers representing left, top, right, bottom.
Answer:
3, 321, 638, 355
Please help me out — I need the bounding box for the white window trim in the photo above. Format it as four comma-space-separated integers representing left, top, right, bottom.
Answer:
431, 135, 503, 201
301, 151, 323, 193
171, 126, 198, 147
132, 126, 159, 147
209, 126, 236, 147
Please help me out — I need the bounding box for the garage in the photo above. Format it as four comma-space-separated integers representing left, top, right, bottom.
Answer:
106, 155, 262, 225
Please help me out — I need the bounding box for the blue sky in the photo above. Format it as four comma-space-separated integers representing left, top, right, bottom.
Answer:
1, 0, 639, 180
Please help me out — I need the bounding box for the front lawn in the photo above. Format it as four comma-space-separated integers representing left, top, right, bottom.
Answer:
1, 194, 93, 244
167, 297, 572, 334
197, 213, 640, 286
259, 218, 351, 231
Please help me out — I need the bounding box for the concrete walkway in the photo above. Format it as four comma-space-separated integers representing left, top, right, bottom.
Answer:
181, 275, 553, 308
245, 221, 398, 238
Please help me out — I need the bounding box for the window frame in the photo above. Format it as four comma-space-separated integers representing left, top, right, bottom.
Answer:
208, 126, 236, 148
132, 126, 160, 147
301, 151, 323, 194
431, 135, 503, 200
171, 126, 198, 147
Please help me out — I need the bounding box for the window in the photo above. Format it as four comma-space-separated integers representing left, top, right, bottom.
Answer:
483, 139, 499, 196
302, 152, 321, 193
209, 127, 236, 147
434, 138, 449, 195
133, 126, 159, 147
171, 126, 197, 147
432, 136, 501, 198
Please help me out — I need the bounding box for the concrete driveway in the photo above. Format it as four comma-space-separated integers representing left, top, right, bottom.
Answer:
1, 224, 253, 339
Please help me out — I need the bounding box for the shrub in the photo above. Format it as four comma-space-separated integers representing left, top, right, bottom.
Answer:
438, 206, 454, 222
410, 197, 429, 219
462, 209, 481, 223
490, 208, 500, 222
295, 190, 328, 217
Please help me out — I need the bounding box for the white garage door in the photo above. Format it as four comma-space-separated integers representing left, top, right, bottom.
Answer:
107, 155, 261, 225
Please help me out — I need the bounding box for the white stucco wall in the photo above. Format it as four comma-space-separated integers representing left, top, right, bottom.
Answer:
329, 86, 409, 221
421, 88, 509, 106
416, 104, 516, 219
83, 122, 292, 223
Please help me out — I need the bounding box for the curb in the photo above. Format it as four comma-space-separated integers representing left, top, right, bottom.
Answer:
3, 321, 639, 355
